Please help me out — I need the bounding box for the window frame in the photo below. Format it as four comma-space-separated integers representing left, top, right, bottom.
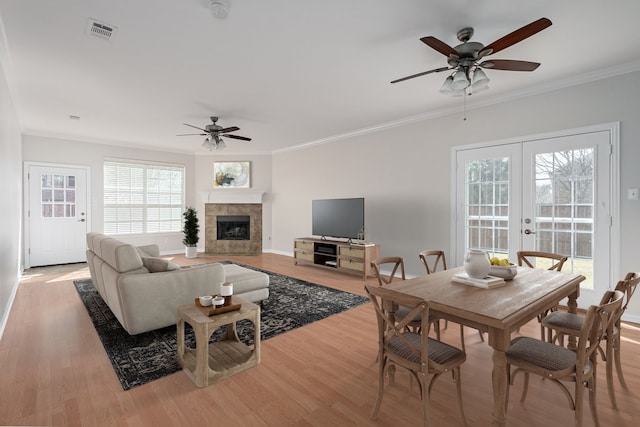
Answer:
103, 159, 185, 235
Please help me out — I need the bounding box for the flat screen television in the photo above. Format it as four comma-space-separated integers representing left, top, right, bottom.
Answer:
312, 198, 364, 240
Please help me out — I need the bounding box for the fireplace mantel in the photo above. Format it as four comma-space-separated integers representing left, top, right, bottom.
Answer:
202, 191, 265, 204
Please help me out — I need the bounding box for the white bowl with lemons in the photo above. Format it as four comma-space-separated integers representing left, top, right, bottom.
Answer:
489, 258, 518, 281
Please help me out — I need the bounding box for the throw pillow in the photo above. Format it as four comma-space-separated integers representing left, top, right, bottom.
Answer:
141, 256, 180, 273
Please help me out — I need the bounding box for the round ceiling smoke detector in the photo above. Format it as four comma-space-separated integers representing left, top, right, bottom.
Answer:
209, 0, 229, 19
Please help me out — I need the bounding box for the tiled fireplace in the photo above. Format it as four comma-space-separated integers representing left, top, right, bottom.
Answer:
205, 203, 262, 255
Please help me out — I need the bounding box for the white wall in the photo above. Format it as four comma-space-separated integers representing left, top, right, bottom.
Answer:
0, 52, 22, 339
272, 70, 640, 322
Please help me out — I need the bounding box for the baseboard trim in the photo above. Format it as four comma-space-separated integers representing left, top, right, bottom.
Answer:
0, 275, 20, 342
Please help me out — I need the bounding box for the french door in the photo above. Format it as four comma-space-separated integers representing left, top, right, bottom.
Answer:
24, 163, 90, 267
454, 124, 618, 308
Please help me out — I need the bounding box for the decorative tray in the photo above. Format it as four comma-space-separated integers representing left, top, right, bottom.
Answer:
194, 295, 241, 316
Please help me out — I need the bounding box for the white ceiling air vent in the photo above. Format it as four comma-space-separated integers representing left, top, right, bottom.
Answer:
86, 18, 117, 41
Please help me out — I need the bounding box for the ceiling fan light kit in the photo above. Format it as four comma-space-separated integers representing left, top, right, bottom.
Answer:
392, 17, 552, 97
439, 67, 489, 95
202, 136, 227, 151
451, 71, 470, 91
472, 68, 489, 87
469, 68, 490, 94
202, 137, 215, 151
439, 75, 454, 94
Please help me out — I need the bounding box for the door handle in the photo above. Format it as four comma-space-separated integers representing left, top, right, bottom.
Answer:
524, 229, 535, 235
78, 218, 86, 222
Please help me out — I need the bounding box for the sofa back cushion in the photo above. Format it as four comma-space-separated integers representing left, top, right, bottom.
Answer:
86, 232, 103, 254
99, 237, 144, 273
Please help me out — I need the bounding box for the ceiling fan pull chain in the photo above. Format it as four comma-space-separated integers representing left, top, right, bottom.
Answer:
463, 92, 467, 121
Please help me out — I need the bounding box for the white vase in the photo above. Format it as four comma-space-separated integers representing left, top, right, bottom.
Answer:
185, 246, 197, 259
464, 250, 491, 279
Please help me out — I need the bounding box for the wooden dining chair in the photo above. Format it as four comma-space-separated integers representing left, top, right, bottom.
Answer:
418, 249, 484, 351
506, 290, 624, 427
371, 256, 406, 285
371, 256, 440, 338
516, 250, 569, 341
541, 272, 639, 409
517, 250, 568, 271
364, 284, 468, 427
418, 249, 448, 274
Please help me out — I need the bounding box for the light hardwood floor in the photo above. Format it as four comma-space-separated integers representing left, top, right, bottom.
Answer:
1, 253, 639, 426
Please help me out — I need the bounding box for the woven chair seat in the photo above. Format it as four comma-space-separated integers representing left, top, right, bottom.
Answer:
543, 311, 584, 331
544, 311, 621, 340
388, 332, 465, 365
396, 305, 440, 323
507, 336, 580, 372
396, 305, 422, 322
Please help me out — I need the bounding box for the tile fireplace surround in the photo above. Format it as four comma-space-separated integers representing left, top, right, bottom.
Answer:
205, 203, 262, 255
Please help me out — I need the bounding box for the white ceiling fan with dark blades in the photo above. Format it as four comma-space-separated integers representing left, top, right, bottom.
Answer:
177, 116, 252, 150
391, 18, 552, 96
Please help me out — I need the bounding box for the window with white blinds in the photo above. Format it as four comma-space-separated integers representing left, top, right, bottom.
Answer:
103, 160, 185, 235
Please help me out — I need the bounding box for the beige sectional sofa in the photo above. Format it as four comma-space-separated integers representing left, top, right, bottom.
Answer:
85, 232, 269, 335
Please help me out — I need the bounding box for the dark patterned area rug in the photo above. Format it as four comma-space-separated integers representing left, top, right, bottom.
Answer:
73, 263, 368, 390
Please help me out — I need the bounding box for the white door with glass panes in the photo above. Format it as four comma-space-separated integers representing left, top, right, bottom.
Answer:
26, 163, 89, 267
455, 124, 617, 308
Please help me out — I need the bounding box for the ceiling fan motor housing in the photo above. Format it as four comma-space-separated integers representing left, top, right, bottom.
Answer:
206, 116, 221, 132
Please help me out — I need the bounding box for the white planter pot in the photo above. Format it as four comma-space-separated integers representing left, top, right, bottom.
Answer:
185, 246, 198, 259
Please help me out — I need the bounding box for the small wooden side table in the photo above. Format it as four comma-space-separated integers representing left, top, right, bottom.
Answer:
176, 297, 260, 387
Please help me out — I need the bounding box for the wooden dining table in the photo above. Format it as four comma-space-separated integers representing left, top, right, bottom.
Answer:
383, 266, 585, 427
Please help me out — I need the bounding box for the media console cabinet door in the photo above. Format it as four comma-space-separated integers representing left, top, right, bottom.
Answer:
339, 246, 364, 258
338, 258, 365, 273
295, 240, 314, 251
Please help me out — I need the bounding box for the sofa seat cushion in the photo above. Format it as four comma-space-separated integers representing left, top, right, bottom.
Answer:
222, 264, 270, 294
141, 256, 181, 273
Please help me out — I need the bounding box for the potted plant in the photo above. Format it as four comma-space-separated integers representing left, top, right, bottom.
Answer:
182, 206, 199, 258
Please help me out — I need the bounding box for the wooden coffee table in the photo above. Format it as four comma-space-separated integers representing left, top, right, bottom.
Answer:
176, 296, 260, 387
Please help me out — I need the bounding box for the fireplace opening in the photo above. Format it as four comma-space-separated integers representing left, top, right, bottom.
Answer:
217, 215, 250, 241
